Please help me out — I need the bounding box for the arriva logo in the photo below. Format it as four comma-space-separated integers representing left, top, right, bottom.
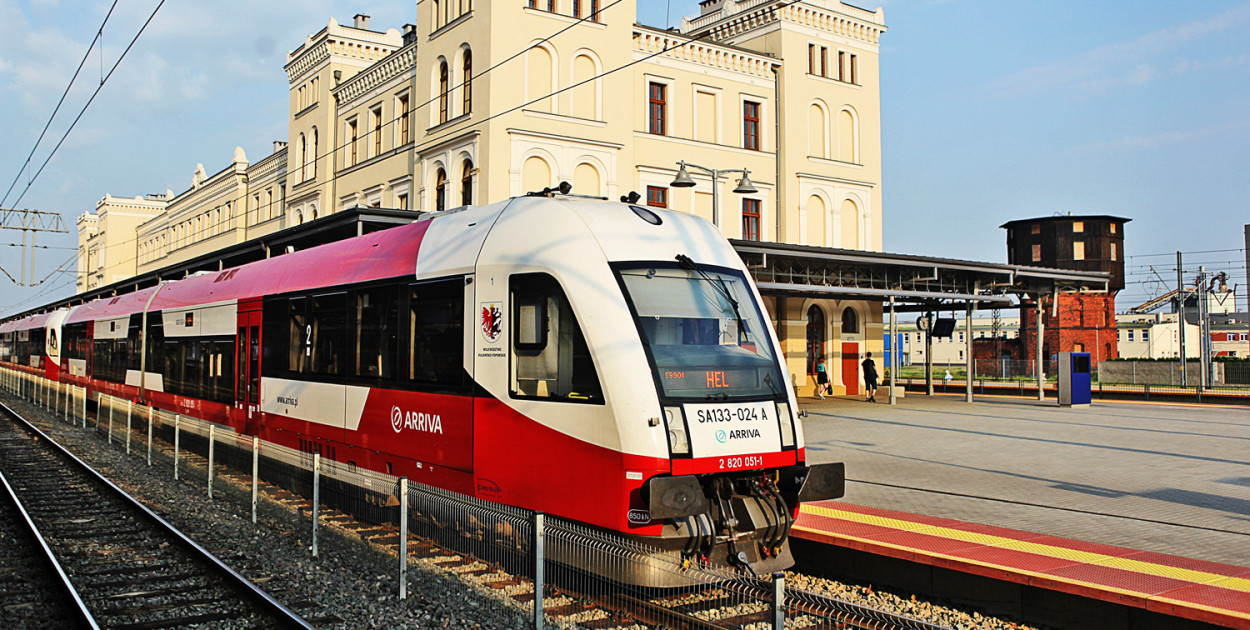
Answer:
390, 406, 444, 434
715, 429, 727, 443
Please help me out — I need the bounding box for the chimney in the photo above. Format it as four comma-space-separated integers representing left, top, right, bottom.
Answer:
274, 140, 288, 154
354, 14, 370, 29
402, 24, 417, 45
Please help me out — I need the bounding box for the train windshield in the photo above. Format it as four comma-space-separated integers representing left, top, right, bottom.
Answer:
616, 262, 784, 400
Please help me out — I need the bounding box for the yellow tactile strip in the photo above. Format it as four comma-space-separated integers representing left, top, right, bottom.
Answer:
797, 504, 1250, 595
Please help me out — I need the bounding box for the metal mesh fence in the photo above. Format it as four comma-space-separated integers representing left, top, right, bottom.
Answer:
0, 366, 961, 629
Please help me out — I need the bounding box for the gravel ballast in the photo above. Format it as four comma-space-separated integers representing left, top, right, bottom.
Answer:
6, 394, 1045, 629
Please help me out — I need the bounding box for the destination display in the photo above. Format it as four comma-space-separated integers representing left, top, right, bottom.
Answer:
661, 368, 758, 396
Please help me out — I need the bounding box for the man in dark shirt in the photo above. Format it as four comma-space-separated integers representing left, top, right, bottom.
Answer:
862, 352, 879, 402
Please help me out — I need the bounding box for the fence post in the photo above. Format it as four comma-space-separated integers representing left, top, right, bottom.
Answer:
772, 571, 786, 630
126, 400, 133, 455
63, 383, 69, 422
174, 415, 181, 481
534, 512, 545, 630
147, 407, 153, 466
252, 436, 259, 525
208, 425, 215, 500
107, 397, 114, 444
399, 477, 408, 600
81, 388, 87, 428
312, 453, 320, 558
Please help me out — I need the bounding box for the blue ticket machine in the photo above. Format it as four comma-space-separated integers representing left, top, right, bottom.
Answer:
1058, 352, 1091, 407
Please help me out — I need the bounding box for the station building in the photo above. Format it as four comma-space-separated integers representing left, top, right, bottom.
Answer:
75, 0, 890, 396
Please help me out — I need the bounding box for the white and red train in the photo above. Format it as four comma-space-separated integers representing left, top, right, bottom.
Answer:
0, 194, 842, 579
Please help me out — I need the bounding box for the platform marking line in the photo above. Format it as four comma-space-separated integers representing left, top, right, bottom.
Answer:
799, 505, 1250, 594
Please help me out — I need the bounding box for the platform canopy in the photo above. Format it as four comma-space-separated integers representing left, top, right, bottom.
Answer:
731, 240, 1109, 311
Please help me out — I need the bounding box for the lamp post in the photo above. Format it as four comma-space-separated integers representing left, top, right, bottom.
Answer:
670, 161, 757, 230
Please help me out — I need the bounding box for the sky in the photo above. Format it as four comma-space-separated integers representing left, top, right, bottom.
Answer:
1, 0, 1248, 317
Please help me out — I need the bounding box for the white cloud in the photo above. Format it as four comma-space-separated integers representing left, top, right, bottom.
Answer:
993, 3, 1250, 97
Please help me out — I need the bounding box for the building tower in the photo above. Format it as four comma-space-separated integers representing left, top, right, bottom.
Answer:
1002, 213, 1130, 368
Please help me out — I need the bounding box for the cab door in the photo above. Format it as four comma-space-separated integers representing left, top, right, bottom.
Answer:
235, 308, 262, 435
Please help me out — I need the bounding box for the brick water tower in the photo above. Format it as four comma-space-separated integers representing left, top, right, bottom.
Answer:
1002, 213, 1130, 368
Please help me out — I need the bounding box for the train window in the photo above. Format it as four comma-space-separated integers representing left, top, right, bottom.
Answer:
509, 273, 603, 404
262, 297, 288, 377
288, 297, 310, 374
409, 279, 464, 388
615, 263, 785, 400
146, 316, 164, 378
311, 293, 347, 375
128, 315, 143, 373
355, 286, 400, 379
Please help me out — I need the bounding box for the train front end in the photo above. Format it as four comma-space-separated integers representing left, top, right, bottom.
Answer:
612, 254, 843, 575
465, 196, 843, 583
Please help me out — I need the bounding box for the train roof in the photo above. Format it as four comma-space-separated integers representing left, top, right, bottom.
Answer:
147, 218, 433, 311
65, 286, 162, 324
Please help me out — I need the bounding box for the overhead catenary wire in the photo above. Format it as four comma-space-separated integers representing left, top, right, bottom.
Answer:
9, 0, 168, 209
2, 0, 740, 291
0, 1, 121, 208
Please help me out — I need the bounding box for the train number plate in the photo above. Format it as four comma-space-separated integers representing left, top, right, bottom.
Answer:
682, 402, 782, 458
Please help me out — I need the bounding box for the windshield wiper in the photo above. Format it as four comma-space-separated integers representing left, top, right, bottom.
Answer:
675, 254, 748, 343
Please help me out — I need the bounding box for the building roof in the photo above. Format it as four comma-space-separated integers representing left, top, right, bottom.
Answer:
1000, 215, 1132, 229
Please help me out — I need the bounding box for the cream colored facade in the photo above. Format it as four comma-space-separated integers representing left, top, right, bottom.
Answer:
77, 0, 887, 396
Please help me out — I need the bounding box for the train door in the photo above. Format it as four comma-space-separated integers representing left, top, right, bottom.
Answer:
235, 309, 262, 435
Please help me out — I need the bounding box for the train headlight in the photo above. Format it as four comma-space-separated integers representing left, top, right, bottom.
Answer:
664, 406, 689, 455
776, 402, 796, 448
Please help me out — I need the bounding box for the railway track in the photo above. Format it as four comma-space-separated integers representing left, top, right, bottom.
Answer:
311, 506, 953, 630
0, 400, 314, 630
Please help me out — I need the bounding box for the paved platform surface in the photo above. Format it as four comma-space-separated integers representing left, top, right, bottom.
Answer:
793, 501, 1250, 629
796, 393, 1250, 567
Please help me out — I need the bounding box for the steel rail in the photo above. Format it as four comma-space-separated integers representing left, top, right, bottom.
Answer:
0, 467, 100, 629
0, 399, 315, 629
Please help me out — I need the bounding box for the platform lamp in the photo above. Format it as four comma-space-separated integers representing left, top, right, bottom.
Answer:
670, 161, 757, 229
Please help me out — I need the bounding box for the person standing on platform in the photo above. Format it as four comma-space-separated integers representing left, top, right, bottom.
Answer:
815, 359, 830, 399
862, 352, 879, 402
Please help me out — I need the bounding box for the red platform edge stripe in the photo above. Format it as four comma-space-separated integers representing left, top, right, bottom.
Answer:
793, 502, 1250, 629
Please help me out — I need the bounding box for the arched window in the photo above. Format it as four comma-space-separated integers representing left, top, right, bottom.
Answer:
310, 127, 318, 178
805, 195, 826, 247
840, 198, 860, 249
522, 155, 551, 192
438, 60, 450, 124
841, 307, 859, 334
806, 305, 825, 375
573, 162, 600, 196
461, 159, 473, 205
462, 49, 472, 115
838, 108, 857, 163
527, 46, 553, 113
809, 103, 828, 158
572, 53, 597, 119
310, 206, 318, 221
435, 168, 447, 212
298, 133, 307, 181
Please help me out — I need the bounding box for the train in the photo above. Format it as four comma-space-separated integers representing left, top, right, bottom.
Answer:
0, 193, 843, 583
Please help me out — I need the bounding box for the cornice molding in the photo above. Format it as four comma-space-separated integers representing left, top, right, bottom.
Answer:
335, 42, 417, 107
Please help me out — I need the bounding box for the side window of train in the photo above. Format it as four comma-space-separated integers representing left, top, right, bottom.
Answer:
288, 297, 309, 374
409, 279, 465, 389
355, 284, 401, 380
311, 293, 347, 375
262, 297, 288, 377
508, 273, 603, 404
146, 315, 164, 377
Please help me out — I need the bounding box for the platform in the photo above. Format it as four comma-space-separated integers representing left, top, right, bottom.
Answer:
793, 501, 1250, 629
794, 393, 1250, 627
